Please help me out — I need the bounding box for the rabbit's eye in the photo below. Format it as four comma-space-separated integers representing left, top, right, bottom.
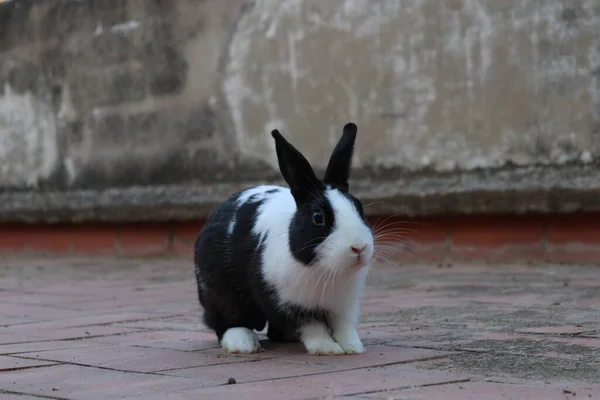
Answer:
312, 211, 324, 226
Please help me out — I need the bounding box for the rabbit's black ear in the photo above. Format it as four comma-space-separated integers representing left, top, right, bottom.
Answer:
271, 129, 324, 204
323, 122, 357, 192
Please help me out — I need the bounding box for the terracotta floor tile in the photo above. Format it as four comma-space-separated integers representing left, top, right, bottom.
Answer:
0, 364, 200, 399
363, 381, 600, 399
124, 365, 466, 400
163, 345, 449, 382
1, 258, 599, 399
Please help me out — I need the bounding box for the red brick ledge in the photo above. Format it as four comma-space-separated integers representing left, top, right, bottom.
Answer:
0, 212, 599, 264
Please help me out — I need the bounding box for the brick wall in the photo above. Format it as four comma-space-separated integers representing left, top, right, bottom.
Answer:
1, 213, 599, 264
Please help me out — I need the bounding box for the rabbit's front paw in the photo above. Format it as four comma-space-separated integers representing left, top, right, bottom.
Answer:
333, 326, 365, 354
300, 321, 345, 355
336, 337, 364, 354
303, 337, 345, 355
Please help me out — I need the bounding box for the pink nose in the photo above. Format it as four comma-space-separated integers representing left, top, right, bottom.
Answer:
351, 245, 365, 255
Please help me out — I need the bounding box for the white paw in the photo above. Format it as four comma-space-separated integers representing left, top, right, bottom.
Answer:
303, 337, 345, 355
337, 337, 365, 354
221, 327, 261, 354
333, 328, 365, 354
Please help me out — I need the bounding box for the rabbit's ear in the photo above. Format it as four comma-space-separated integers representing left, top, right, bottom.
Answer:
323, 122, 357, 192
271, 129, 324, 205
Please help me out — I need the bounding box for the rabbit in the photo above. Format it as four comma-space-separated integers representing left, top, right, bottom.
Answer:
193, 122, 374, 356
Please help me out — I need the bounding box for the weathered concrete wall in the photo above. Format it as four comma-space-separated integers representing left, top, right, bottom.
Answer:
0, 0, 599, 222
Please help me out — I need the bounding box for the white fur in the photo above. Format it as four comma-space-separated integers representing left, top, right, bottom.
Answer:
300, 321, 344, 355
236, 185, 282, 205
221, 327, 261, 353
227, 217, 236, 236
331, 319, 365, 354
251, 186, 373, 312
234, 184, 374, 355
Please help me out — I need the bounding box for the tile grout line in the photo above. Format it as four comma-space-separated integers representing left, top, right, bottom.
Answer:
155, 353, 455, 384
0, 362, 63, 373
1, 313, 186, 329
0, 389, 70, 400
338, 378, 473, 398
6, 355, 176, 377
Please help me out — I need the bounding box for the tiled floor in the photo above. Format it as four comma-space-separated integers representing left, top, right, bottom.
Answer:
1, 257, 599, 399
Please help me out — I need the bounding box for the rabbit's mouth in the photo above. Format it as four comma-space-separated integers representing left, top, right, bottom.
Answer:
348, 254, 370, 270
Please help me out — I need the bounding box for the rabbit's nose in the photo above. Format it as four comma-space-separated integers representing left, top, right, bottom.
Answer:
350, 245, 366, 255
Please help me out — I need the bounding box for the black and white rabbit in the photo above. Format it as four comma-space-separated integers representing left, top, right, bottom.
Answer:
193, 122, 374, 355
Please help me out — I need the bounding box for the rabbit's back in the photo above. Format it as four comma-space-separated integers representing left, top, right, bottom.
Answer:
193, 185, 288, 339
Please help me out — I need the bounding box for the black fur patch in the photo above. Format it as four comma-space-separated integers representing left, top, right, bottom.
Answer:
265, 188, 281, 194
342, 190, 367, 223
288, 192, 335, 266
194, 191, 267, 339
194, 188, 330, 343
